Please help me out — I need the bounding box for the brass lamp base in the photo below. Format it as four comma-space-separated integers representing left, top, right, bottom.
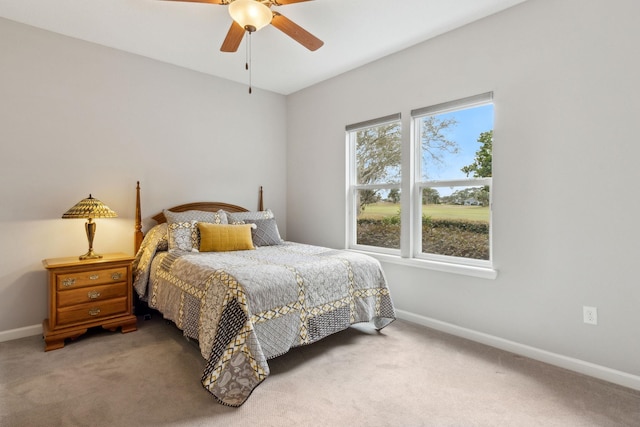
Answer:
78, 218, 102, 260
79, 249, 103, 260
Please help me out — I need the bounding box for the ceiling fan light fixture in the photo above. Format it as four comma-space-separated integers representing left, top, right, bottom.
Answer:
229, 0, 273, 32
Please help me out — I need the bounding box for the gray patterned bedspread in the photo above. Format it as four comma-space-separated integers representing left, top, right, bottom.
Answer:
133, 224, 395, 406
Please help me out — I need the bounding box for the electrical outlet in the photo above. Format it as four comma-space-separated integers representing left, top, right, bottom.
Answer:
583, 306, 598, 325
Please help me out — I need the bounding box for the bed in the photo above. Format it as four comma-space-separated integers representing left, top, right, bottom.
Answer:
132, 183, 395, 406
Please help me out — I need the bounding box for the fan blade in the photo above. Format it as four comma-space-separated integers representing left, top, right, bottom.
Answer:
271, 13, 323, 51
160, 0, 227, 4
220, 21, 245, 52
270, 0, 312, 5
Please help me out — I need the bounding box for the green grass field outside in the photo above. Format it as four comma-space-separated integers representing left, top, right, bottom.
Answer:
359, 202, 489, 222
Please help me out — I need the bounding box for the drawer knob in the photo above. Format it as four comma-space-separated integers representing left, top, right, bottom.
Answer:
89, 308, 101, 316
89, 274, 100, 280
87, 290, 101, 300
111, 272, 122, 280
62, 278, 76, 288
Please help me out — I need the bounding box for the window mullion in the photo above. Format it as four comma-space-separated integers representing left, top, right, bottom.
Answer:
420, 178, 492, 188
400, 113, 413, 258
346, 132, 358, 249
354, 183, 399, 191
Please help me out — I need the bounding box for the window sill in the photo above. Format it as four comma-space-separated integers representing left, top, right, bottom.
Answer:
349, 250, 498, 280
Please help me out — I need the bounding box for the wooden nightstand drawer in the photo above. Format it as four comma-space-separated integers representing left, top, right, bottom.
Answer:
57, 296, 128, 326
56, 266, 128, 290
57, 282, 128, 308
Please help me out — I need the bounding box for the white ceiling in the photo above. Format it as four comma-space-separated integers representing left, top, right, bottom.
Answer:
0, 0, 527, 95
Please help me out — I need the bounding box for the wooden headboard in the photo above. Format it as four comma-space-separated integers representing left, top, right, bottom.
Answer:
134, 181, 264, 253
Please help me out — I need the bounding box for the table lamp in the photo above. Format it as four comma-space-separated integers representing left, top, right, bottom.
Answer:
62, 194, 117, 260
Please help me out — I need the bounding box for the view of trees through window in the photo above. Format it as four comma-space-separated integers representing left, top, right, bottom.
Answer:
351, 96, 493, 263
354, 119, 401, 249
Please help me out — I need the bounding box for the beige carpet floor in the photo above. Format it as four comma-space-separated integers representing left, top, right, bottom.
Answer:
1, 314, 639, 427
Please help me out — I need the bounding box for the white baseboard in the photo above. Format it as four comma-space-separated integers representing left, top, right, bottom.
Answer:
395, 309, 640, 392
0, 324, 42, 343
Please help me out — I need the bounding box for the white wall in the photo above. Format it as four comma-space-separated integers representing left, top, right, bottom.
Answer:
287, 0, 640, 381
0, 17, 287, 332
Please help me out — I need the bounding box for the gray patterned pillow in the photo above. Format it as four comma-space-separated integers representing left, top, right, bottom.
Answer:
167, 220, 198, 252
226, 209, 274, 224
244, 218, 284, 246
164, 209, 228, 251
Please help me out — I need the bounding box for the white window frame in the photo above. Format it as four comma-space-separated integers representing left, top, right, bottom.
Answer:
347, 93, 497, 279
346, 113, 402, 256
411, 92, 494, 270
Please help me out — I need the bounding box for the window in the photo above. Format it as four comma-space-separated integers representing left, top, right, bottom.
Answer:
347, 114, 402, 254
413, 93, 494, 265
347, 93, 494, 275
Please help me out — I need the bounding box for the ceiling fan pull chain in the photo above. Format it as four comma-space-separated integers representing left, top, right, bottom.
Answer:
245, 31, 252, 94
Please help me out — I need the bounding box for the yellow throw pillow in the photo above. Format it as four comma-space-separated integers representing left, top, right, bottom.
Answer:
198, 223, 255, 252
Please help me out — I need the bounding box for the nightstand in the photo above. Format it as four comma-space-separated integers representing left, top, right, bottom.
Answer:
42, 252, 137, 351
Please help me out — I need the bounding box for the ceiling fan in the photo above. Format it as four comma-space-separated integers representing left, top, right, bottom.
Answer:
163, 0, 324, 53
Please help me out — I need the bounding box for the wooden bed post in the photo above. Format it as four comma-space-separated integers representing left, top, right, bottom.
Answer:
134, 181, 143, 254
259, 186, 264, 211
